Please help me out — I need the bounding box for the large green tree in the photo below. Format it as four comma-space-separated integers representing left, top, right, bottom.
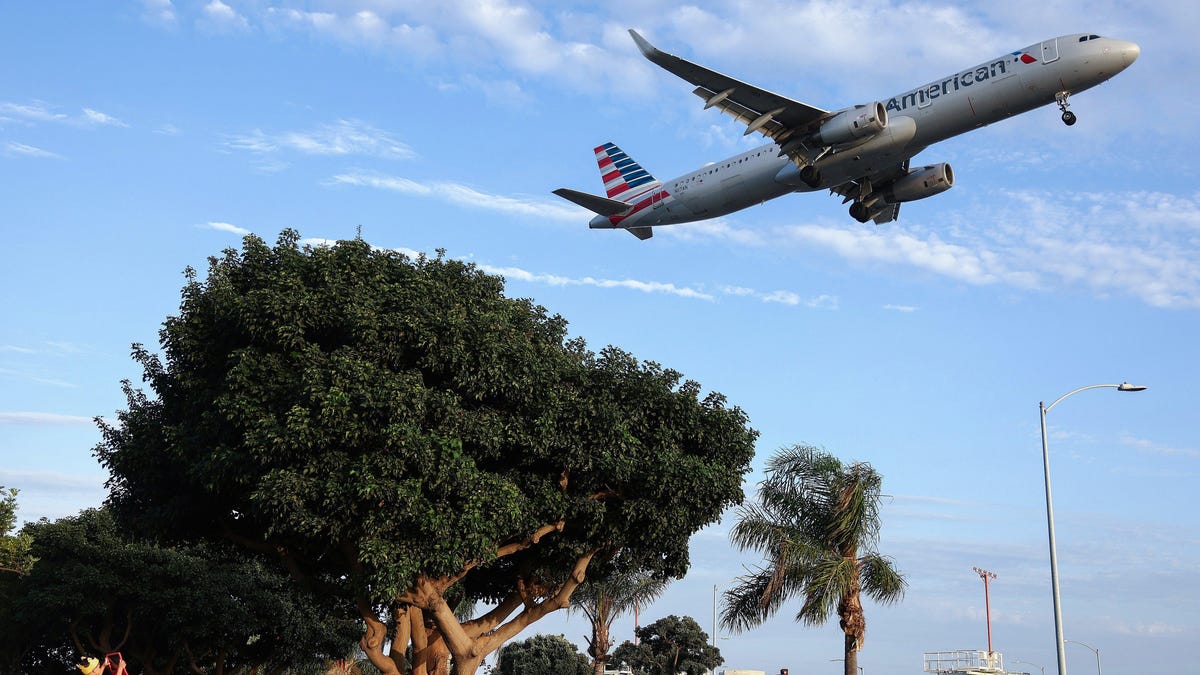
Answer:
96, 232, 757, 675
14, 508, 358, 675
494, 634, 589, 675
610, 615, 721, 675
721, 445, 906, 675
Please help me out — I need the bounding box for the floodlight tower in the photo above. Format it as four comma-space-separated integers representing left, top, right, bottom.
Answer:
973, 566, 998, 655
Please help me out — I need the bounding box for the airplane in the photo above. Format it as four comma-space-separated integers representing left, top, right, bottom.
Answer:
554, 30, 1139, 240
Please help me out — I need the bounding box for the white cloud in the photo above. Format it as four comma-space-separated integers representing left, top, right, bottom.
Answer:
884, 304, 919, 312
3, 142, 62, 159
670, 188, 1200, 310
81, 108, 128, 127
202, 221, 251, 235
329, 170, 583, 222
478, 264, 715, 301
0, 412, 93, 426
1, 101, 126, 128
139, 0, 177, 27
200, 0, 249, 33
1121, 435, 1200, 459
228, 120, 415, 161
720, 285, 837, 309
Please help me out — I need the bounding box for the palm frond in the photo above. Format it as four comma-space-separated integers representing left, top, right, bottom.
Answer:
858, 553, 907, 605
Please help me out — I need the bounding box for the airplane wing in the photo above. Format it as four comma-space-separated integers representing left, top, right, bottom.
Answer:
629, 30, 828, 144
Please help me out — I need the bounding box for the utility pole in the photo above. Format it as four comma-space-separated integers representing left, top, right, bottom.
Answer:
973, 567, 998, 655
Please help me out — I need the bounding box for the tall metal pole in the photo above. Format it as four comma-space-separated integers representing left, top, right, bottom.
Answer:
1038, 382, 1145, 675
1039, 401, 1068, 675
973, 567, 998, 654
712, 584, 717, 649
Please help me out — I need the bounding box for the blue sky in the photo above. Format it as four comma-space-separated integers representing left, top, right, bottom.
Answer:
2, 1, 1197, 674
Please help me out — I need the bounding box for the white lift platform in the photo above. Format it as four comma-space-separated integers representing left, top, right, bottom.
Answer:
923, 650, 1025, 675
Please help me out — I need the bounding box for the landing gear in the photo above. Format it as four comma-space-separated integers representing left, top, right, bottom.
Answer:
799, 164, 822, 188
849, 202, 871, 223
1055, 91, 1077, 126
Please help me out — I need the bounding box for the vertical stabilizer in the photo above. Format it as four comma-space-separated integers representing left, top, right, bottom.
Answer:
595, 142, 660, 200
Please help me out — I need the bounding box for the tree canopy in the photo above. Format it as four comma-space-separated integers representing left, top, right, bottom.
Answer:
610, 615, 721, 675
96, 232, 758, 675
721, 445, 905, 675
9, 508, 358, 675
493, 634, 589, 675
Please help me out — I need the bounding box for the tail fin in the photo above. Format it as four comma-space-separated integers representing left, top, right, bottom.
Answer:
595, 142, 660, 200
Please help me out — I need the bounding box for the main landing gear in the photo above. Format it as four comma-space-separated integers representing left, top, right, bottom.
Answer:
1056, 91, 1077, 126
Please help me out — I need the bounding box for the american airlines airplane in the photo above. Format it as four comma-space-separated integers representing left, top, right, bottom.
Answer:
554, 30, 1140, 240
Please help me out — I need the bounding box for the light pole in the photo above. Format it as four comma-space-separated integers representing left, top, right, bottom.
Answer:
1040, 382, 1145, 675
1012, 660, 1045, 675
972, 566, 997, 655
1066, 640, 1102, 675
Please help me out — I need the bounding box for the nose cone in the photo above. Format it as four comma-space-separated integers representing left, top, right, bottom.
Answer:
1120, 40, 1141, 68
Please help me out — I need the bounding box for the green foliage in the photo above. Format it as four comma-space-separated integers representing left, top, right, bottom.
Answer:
9, 508, 358, 674
572, 566, 669, 669
495, 634, 590, 675
95, 230, 757, 629
721, 445, 905, 674
0, 487, 33, 575
611, 615, 721, 675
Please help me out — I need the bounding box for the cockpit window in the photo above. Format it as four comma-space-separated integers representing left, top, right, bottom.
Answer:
1079, 34, 1102, 42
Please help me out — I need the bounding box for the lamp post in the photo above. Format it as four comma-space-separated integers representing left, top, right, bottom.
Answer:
1040, 382, 1145, 675
1012, 660, 1045, 675
1066, 640, 1102, 675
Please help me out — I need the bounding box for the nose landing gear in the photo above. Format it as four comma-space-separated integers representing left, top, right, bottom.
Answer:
1056, 91, 1077, 126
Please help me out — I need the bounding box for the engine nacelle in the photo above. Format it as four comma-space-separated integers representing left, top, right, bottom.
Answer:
882, 163, 955, 203
814, 102, 888, 145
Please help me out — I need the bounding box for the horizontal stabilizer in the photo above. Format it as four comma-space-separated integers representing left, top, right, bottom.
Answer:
552, 188, 632, 217
627, 226, 653, 240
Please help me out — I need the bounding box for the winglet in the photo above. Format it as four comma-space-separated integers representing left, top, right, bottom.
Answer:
628, 29, 658, 59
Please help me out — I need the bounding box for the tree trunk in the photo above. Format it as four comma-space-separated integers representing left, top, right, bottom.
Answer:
842, 631, 857, 675
588, 616, 611, 675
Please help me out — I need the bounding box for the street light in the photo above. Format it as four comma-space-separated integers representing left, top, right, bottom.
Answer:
1040, 382, 1145, 675
1012, 660, 1045, 675
1066, 640, 1102, 675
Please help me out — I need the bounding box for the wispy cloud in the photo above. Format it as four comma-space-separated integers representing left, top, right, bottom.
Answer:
199, 0, 249, 33
139, 0, 177, 27
227, 119, 415, 163
479, 263, 715, 301
0, 101, 126, 128
671, 189, 1200, 310
201, 221, 252, 235
329, 170, 583, 221
3, 142, 62, 159
721, 285, 837, 309
0, 412, 93, 426
884, 304, 919, 312
1121, 434, 1200, 459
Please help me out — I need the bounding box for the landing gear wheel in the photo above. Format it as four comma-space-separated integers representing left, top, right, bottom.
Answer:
1055, 91, 1076, 126
799, 164, 822, 188
849, 202, 871, 223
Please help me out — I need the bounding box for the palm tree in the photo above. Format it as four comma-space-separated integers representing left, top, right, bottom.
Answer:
572, 569, 669, 675
721, 445, 906, 675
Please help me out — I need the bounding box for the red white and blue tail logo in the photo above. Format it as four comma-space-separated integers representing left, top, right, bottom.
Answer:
596, 142, 659, 200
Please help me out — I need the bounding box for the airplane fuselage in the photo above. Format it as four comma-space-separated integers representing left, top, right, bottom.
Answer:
592, 33, 1138, 232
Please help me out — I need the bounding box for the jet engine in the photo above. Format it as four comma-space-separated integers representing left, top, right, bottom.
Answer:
882, 163, 955, 203
814, 102, 888, 145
